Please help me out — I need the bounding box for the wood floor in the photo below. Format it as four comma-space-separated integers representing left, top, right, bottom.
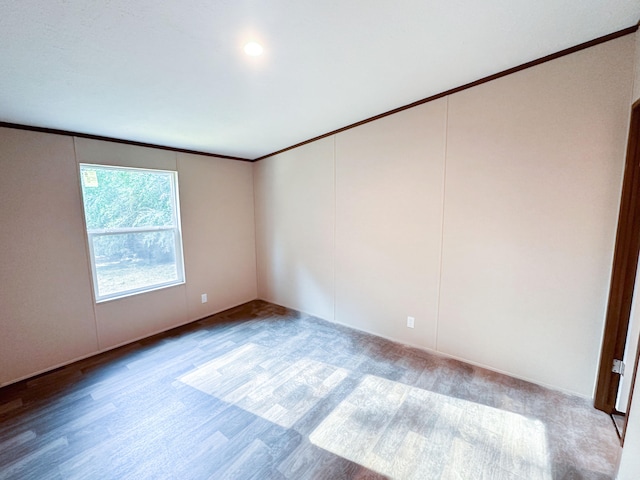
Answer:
0, 301, 620, 479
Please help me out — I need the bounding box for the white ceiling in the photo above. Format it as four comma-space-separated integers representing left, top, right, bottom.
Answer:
0, 1, 638, 160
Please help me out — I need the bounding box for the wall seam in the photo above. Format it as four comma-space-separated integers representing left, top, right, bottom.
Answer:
333, 135, 337, 323
251, 160, 260, 299
73, 136, 101, 350
434, 97, 449, 352
176, 153, 190, 321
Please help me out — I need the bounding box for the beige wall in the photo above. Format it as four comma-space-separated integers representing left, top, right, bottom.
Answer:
254, 33, 636, 397
635, 28, 640, 103
178, 152, 257, 322
439, 36, 633, 395
0, 132, 257, 386
617, 28, 640, 480
0, 129, 98, 385
334, 100, 446, 347
254, 137, 335, 321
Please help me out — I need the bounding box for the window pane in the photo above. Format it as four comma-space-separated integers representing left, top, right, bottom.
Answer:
80, 165, 174, 229
92, 231, 179, 297
79, 164, 185, 302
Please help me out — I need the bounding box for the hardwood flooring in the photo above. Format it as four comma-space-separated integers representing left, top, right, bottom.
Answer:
0, 301, 620, 479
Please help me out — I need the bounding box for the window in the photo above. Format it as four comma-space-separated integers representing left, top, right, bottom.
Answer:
79, 164, 185, 302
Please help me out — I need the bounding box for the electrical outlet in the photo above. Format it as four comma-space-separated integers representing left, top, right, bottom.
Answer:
201, 293, 208, 303
407, 316, 415, 328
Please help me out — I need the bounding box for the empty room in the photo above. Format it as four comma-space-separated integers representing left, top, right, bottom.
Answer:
2, 1, 640, 479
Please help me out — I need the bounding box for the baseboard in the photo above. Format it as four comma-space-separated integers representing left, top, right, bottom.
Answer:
0, 298, 259, 389
279, 302, 592, 401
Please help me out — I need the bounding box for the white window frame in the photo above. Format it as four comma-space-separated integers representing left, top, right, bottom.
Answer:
79, 164, 186, 302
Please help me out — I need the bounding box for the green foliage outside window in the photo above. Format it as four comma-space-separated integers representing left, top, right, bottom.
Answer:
81, 167, 173, 229
79, 165, 184, 300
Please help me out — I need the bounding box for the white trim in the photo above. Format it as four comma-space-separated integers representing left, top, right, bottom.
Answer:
88, 226, 174, 235
95, 279, 186, 304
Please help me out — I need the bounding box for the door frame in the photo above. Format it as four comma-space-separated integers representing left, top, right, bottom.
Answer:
595, 98, 640, 414
621, 331, 640, 444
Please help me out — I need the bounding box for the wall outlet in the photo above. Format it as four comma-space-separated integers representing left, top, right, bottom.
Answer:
407, 316, 415, 328
201, 293, 208, 303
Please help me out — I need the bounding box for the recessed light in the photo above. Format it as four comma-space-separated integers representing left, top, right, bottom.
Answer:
244, 42, 263, 56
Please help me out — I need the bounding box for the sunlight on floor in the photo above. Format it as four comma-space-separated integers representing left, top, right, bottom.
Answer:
178, 343, 349, 428
178, 344, 551, 479
310, 375, 551, 480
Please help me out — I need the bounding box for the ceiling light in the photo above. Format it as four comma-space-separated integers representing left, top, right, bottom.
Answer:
244, 42, 263, 56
